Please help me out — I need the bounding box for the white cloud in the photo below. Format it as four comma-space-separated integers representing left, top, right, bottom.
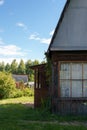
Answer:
0, 44, 30, 64
41, 38, 51, 44
16, 22, 27, 30
0, 38, 30, 57
29, 30, 55, 44
0, 38, 32, 64
29, 34, 40, 40
29, 34, 51, 44
0, 0, 4, 6
50, 30, 54, 36
0, 44, 23, 56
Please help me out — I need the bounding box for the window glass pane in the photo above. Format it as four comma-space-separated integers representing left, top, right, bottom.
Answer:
72, 63, 82, 79
83, 63, 87, 79
83, 81, 87, 97
60, 63, 70, 79
60, 80, 70, 97
72, 81, 82, 97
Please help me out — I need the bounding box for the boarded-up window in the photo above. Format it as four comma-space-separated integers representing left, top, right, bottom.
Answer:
60, 62, 87, 97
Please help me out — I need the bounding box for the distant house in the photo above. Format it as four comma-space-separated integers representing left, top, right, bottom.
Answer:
32, 0, 87, 115
12, 74, 28, 88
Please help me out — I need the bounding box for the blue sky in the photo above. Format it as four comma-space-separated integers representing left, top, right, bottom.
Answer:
0, 0, 66, 63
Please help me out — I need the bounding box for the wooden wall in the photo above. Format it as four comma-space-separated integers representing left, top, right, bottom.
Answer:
50, 51, 87, 114
32, 64, 49, 108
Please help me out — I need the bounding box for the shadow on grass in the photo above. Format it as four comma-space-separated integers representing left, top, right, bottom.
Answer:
0, 103, 87, 130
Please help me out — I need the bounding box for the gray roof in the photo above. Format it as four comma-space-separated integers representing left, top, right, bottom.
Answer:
48, 0, 87, 52
12, 74, 28, 83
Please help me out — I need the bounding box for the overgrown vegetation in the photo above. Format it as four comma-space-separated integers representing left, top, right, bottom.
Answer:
0, 72, 34, 99
14, 87, 34, 98
0, 100, 86, 130
0, 72, 16, 99
0, 59, 45, 81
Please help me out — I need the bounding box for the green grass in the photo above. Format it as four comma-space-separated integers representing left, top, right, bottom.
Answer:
0, 97, 86, 130
0, 96, 34, 104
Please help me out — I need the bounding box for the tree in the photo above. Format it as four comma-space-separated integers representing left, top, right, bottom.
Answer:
33, 60, 39, 65
11, 59, 18, 74
17, 59, 25, 74
25, 60, 32, 74
0, 72, 16, 99
0, 62, 5, 71
5, 63, 11, 72
25, 60, 34, 81
41, 60, 46, 64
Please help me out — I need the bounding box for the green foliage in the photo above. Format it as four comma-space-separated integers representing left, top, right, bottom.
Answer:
0, 72, 16, 99
0, 103, 86, 129
0, 59, 41, 81
5, 63, 11, 72
17, 59, 26, 74
23, 88, 34, 97
11, 59, 18, 74
25, 60, 34, 81
0, 61, 5, 71
33, 60, 40, 65
25, 60, 32, 74
13, 87, 34, 98
14, 89, 24, 98
0, 71, 34, 99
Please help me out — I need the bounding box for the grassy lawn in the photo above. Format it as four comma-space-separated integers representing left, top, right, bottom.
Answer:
0, 96, 34, 104
0, 97, 87, 130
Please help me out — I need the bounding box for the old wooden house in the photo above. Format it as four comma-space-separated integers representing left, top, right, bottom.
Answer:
33, 0, 87, 114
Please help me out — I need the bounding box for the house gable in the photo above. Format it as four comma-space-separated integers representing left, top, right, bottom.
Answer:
48, 0, 87, 51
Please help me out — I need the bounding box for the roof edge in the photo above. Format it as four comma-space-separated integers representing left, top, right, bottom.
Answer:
47, 0, 70, 54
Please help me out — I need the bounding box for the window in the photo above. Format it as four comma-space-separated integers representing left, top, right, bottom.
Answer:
60, 62, 87, 97
35, 69, 41, 89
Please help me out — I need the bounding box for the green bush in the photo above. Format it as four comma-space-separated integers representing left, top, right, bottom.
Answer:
0, 72, 34, 99
0, 72, 16, 99
13, 88, 34, 98
13, 89, 24, 98
23, 88, 34, 97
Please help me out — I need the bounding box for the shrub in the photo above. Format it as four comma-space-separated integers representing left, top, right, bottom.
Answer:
13, 88, 34, 98
0, 72, 16, 99
23, 88, 34, 97
13, 89, 23, 98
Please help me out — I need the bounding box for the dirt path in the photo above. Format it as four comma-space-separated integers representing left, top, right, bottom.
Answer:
23, 102, 34, 108
20, 120, 87, 127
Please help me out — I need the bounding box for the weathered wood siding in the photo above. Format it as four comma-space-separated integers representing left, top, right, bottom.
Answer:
51, 51, 87, 115
34, 88, 49, 108
52, 98, 87, 115
32, 64, 49, 108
